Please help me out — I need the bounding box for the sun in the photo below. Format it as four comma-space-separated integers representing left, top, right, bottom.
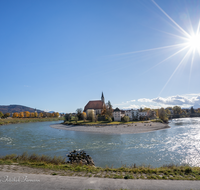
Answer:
187, 34, 200, 50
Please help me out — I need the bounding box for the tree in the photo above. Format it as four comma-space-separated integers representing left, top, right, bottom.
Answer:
190, 106, 195, 114
87, 110, 95, 122
0, 112, 4, 118
24, 111, 30, 118
81, 112, 87, 121
76, 108, 83, 120
123, 116, 130, 122
34, 112, 38, 118
3, 113, 10, 118
107, 117, 112, 122
101, 101, 113, 119
173, 106, 182, 115
51, 113, 55, 117
30, 112, 35, 118
158, 108, 168, 123
19, 112, 24, 118
54, 112, 60, 118
12, 112, 19, 118
74, 115, 78, 124
143, 107, 151, 112
165, 109, 171, 115
39, 112, 43, 118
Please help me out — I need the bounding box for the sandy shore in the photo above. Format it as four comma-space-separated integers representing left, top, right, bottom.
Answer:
50, 122, 170, 134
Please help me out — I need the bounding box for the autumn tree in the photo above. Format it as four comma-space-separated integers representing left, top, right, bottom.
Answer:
39, 112, 43, 118
87, 110, 95, 122
101, 101, 113, 120
51, 113, 55, 117
143, 107, 151, 112
19, 112, 24, 118
54, 112, 59, 118
0, 112, 4, 118
13, 112, 19, 118
34, 112, 38, 118
30, 112, 35, 118
24, 111, 30, 118
81, 112, 87, 121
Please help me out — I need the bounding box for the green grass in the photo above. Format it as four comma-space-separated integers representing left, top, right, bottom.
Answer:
0, 117, 64, 125
1, 153, 200, 180
63, 119, 155, 126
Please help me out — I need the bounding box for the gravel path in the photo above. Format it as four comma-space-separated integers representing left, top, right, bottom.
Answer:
50, 122, 170, 134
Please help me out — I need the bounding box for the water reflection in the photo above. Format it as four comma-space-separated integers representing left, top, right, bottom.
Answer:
0, 118, 200, 167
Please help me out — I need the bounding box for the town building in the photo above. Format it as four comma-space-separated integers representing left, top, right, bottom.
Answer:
84, 92, 105, 115
113, 107, 121, 121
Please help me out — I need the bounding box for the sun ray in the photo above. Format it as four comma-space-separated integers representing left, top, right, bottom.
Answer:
112, 43, 187, 56
152, 0, 191, 38
143, 45, 189, 74
189, 48, 196, 85
159, 47, 192, 96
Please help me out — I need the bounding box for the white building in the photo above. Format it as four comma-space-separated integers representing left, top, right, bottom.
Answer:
125, 109, 139, 120
138, 111, 148, 118
113, 108, 121, 121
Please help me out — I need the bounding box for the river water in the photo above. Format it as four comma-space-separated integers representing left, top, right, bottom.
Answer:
0, 118, 200, 168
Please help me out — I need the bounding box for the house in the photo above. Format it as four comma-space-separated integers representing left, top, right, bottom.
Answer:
84, 92, 105, 116
125, 109, 139, 120
113, 108, 121, 121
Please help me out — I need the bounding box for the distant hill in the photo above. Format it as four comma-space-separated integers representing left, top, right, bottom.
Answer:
0, 105, 44, 114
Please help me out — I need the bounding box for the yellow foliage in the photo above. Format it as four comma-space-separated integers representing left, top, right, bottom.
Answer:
39, 113, 43, 118
19, 112, 24, 118
24, 111, 30, 118
12, 112, 19, 118
30, 113, 35, 118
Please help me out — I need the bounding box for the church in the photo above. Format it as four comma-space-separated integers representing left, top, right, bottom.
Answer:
84, 92, 105, 115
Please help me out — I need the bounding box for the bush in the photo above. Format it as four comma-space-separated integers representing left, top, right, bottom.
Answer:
123, 116, 130, 122
107, 117, 112, 122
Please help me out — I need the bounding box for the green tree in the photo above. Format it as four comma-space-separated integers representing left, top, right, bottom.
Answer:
165, 109, 171, 115
3, 113, 10, 118
158, 108, 168, 123
74, 115, 78, 124
76, 108, 83, 120
190, 106, 195, 114
0, 112, 4, 118
123, 116, 130, 122
173, 106, 182, 114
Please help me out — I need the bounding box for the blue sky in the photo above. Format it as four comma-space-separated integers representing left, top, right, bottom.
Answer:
1, 0, 200, 113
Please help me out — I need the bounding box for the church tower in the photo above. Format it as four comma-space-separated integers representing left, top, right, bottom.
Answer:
101, 92, 105, 103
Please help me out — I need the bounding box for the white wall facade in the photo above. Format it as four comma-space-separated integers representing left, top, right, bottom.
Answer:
113, 111, 121, 121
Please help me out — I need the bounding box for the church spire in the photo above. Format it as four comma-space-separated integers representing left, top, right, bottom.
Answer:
101, 92, 105, 103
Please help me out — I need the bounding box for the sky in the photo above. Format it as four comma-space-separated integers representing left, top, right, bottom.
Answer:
1, 0, 200, 113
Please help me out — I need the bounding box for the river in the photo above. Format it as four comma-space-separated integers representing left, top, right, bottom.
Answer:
0, 118, 200, 168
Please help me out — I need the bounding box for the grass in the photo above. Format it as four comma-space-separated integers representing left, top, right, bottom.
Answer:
63, 119, 159, 126
0, 117, 64, 125
0, 153, 200, 180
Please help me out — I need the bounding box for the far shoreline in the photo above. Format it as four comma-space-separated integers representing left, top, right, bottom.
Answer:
50, 122, 170, 135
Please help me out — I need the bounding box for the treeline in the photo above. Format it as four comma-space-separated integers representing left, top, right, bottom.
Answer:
0, 111, 60, 119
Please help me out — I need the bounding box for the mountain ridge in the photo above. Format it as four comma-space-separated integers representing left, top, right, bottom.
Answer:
0, 105, 44, 114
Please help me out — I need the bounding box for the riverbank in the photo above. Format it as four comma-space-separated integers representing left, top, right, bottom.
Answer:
50, 121, 170, 134
0, 153, 199, 180
0, 118, 64, 126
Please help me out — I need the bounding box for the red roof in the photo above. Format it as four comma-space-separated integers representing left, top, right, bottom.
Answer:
84, 100, 104, 111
